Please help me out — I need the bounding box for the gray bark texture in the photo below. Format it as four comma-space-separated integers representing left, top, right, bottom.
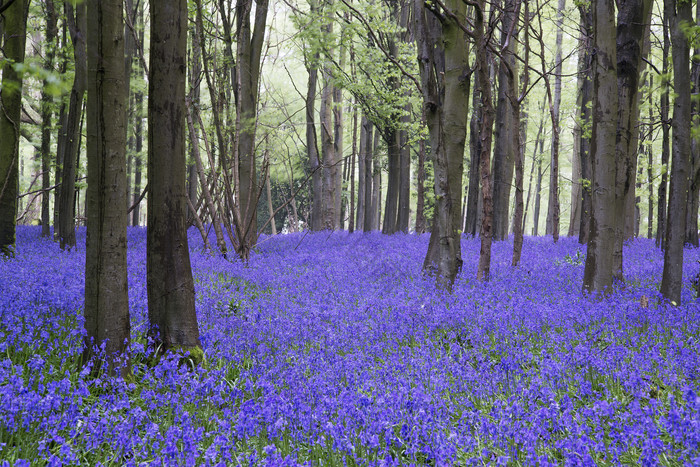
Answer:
660, 0, 692, 304
84, 0, 130, 376
147, 0, 202, 352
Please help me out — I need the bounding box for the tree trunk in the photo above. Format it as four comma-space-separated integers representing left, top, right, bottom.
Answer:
333, 42, 344, 230
415, 128, 426, 233
382, 128, 400, 234
544, 0, 565, 242
465, 73, 482, 237
320, 66, 335, 230
84, 0, 130, 375
475, 0, 494, 280
306, 57, 322, 231
647, 74, 654, 239
148, 0, 202, 353
349, 103, 357, 233
656, 16, 671, 249
364, 122, 377, 231
0, 0, 28, 256
41, 0, 58, 238
397, 112, 411, 232
58, 1, 87, 250
418, 0, 468, 286
582, 0, 618, 294
577, 3, 594, 244
235, 0, 268, 257
612, 0, 653, 280
660, 0, 692, 304
512, 0, 528, 266
686, 1, 700, 247
356, 114, 368, 231
491, 0, 518, 241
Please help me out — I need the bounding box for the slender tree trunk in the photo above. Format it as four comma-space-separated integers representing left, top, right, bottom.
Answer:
333, 39, 344, 230
349, 103, 357, 233
491, 0, 518, 241
306, 58, 322, 231
0, 0, 28, 255
542, 0, 565, 242
397, 111, 411, 232
475, 0, 494, 280
320, 66, 335, 230
148, 0, 202, 353
533, 155, 543, 236
84, 0, 130, 375
382, 128, 401, 234
578, 3, 593, 243
660, 0, 692, 304
582, 0, 618, 294
612, 0, 653, 280
415, 129, 426, 233
466, 73, 481, 237
686, 1, 700, 247
647, 74, 654, 239
512, 0, 528, 266
40, 0, 58, 238
58, 1, 87, 250
235, 0, 268, 257
368, 129, 381, 230
656, 16, 671, 249
364, 122, 376, 231
356, 114, 367, 231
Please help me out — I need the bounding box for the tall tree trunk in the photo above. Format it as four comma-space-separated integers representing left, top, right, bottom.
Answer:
491, 0, 518, 241
368, 129, 381, 230
306, 57, 322, 231
582, 0, 618, 294
415, 127, 426, 233
320, 65, 335, 230
0, 0, 28, 256
656, 16, 671, 249
685, 1, 700, 247
349, 103, 357, 233
333, 38, 344, 230
382, 127, 401, 234
612, 0, 653, 280
577, 2, 594, 244
364, 122, 376, 231
475, 0, 494, 280
40, 0, 58, 238
84, 0, 130, 375
356, 114, 368, 231
512, 0, 528, 266
419, 0, 468, 286
148, 0, 202, 353
397, 111, 411, 232
647, 74, 654, 238
466, 73, 481, 237
235, 0, 268, 257
58, 1, 87, 250
544, 0, 565, 241
660, 0, 692, 304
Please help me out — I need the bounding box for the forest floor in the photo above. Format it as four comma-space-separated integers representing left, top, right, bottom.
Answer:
1, 226, 699, 466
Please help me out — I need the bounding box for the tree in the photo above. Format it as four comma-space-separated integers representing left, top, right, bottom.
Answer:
416, 0, 468, 288
660, 0, 692, 304
40, 0, 58, 238
582, 0, 617, 294
83, 0, 130, 375
57, 0, 87, 250
147, 0, 202, 353
611, 0, 652, 280
0, 0, 28, 256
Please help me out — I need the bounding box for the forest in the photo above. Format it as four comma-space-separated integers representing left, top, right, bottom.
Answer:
1, 0, 700, 464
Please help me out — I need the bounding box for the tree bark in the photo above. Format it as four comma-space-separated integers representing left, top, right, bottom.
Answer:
418, 0, 468, 287
58, 1, 87, 250
235, 0, 268, 257
660, 0, 692, 304
306, 49, 322, 231
466, 73, 481, 237
582, 0, 618, 294
544, 0, 565, 242
148, 0, 202, 352
611, 0, 652, 281
656, 16, 670, 249
40, 0, 58, 238
84, 0, 130, 375
356, 114, 368, 231
686, 1, 700, 247
577, 2, 593, 244
0, 0, 28, 256
491, 0, 518, 241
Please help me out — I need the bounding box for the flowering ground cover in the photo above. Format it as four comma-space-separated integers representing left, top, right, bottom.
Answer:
1, 226, 699, 466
